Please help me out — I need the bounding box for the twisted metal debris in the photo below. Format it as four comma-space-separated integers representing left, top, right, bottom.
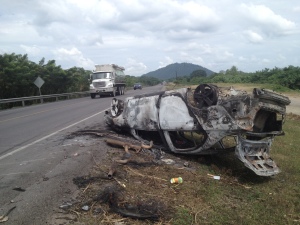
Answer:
105, 84, 290, 176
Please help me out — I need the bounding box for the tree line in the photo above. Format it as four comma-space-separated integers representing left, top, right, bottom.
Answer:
1, 53, 299, 101
171, 65, 300, 91
0, 53, 161, 99
0, 53, 90, 99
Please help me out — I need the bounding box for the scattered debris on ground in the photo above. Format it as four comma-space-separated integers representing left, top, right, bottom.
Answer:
12, 187, 26, 192
51, 128, 260, 224
0, 206, 16, 223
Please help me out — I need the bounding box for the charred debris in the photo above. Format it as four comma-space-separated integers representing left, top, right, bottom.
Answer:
105, 83, 291, 176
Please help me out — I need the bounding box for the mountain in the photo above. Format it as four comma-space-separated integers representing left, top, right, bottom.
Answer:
141, 62, 215, 80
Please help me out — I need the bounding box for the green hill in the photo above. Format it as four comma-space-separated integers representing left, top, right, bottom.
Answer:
141, 62, 215, 80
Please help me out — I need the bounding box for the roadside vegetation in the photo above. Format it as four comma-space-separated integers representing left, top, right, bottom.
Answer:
2, 53, 300, 101
169, 65, 300, 94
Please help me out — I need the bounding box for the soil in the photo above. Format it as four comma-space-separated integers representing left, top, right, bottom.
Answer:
286, 95, 300, 115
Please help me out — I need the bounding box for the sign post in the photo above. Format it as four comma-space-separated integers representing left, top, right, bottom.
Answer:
34, 76, 45, 103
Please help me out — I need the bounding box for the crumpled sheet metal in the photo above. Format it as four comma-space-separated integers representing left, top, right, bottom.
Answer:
105, 84, 290, 176
236, 135, 280, 176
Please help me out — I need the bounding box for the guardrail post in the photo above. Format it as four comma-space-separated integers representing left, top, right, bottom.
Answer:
22, 101, 25, 107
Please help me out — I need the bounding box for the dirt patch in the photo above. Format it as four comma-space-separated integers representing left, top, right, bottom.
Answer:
286, 96, 300, 115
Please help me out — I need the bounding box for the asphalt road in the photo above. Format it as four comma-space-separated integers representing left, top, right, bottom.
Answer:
0, 85, 163, 224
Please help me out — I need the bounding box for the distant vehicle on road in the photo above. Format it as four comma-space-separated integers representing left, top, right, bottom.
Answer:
133, 83, 142, 90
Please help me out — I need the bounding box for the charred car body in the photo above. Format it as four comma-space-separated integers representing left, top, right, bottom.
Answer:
105, 84, 290, 176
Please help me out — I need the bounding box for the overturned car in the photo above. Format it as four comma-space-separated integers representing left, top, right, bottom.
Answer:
105, 84, 290, 176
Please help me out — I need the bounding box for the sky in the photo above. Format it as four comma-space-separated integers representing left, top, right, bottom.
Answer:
0, 0, 299, 76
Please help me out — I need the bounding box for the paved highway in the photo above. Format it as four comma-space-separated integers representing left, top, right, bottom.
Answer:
0, 85, 163, 224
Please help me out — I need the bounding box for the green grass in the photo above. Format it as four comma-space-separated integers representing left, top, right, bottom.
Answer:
173, 207, 194, 225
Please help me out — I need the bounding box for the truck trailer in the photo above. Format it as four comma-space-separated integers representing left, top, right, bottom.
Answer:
89, 64, 126, 99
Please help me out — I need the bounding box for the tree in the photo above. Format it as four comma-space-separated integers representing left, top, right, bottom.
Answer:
226, 66, 238, 76
38, 57, 45, 66
190, 69, 207, 78
0, 53, 92, 99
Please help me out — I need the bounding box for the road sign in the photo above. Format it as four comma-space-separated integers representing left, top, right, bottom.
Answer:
34, 76, 45, 103
34, 76, 45, 88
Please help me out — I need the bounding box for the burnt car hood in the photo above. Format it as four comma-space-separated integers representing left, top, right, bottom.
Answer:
105, 84, 290, 176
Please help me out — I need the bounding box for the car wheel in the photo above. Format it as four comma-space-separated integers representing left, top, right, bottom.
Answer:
193, 84, 218, 108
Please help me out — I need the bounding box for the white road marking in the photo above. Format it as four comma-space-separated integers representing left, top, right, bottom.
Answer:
0, 109, 107, 161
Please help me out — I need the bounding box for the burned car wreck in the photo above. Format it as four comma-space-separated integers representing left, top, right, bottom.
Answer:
105, 84, 290, 176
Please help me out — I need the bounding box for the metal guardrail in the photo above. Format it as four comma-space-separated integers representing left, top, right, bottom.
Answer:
0, 91, 90, 107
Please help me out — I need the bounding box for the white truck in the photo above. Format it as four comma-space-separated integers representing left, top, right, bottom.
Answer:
89, 64, 126, 99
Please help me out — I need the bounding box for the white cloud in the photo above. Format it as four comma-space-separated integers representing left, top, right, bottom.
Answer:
243, 30, 264, 43
277, 54, 286, 60
0, 0, 299, 75
32, 1, 82, 26
239, 56, 247, 61
292, 6, 300, 12
159, 57, 174, 68
53, 47, 94, 68
216, 51, 234, 63
180, 52, 205, 66
161, 1, 220, 32
30, 0, 220, 42
20, 45, 41, 56
77, 34, 103, 46
239, 3, 297, 36
125, 58, 147, 76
